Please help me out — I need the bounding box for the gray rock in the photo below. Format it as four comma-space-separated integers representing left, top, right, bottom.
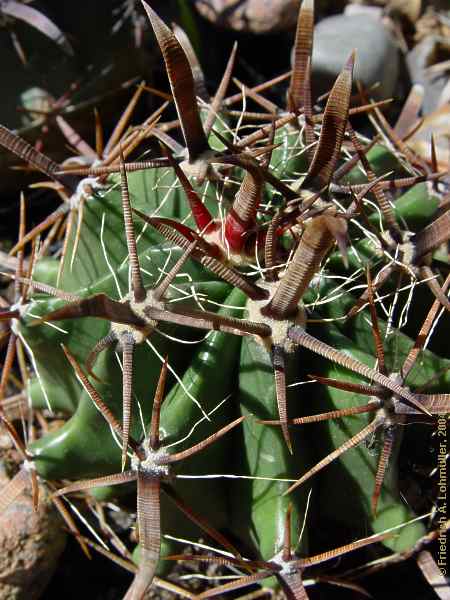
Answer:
194, 0, 301, 34
309, 14, 400, 99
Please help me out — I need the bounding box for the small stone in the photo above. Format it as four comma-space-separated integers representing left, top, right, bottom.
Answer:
194, 0, 301, 34
309, 13, 400, 99
0, 473, 66, 600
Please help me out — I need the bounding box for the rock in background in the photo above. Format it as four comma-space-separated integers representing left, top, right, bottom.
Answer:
311, 12, 400, 99
193, 0, 301, 33
0, 468, 66, 600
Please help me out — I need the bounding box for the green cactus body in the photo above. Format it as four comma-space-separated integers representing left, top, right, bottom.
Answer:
271, 125, 309, 181
326, 182, 440, 274
5, 103, 445, 599
14, 116, 446, 592
132, 287, 245, 574
158, 286, 245, 529
386, 183, 439, 231
22, 165, 230, 477
343, 144, 408, 185
232, 332, 309, 567
307, 325, 426, 552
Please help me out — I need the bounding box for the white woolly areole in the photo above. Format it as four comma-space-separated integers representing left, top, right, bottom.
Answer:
23, 459, 36, 472
271, 550, 301, 576
9, 302, 27, 335
111, 289, 162, 344
384, 372, 410, 426
179, 149, 218, 183
132, 445, 170, 478
369, 372, 408, 427
381, 230, 415, 266
70, 177, 106, 210
246, 281, 306, 353
389, 371, 404, 388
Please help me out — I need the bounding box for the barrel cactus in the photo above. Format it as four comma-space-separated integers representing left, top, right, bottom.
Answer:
0, 1, 448, 598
